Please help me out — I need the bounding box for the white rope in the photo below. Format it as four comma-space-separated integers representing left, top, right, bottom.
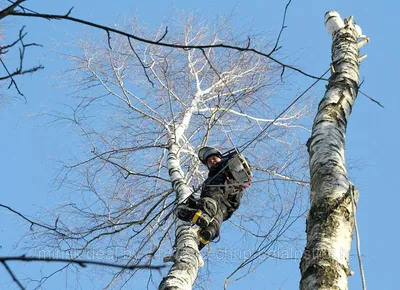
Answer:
349, 185, 367, 290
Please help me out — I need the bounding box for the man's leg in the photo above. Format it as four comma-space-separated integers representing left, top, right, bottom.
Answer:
197, 205, 225, 250
176, 196, 227, 249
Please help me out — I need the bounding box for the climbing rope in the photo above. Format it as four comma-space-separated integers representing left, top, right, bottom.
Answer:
239, 68, 330, 153
349, 185, 367, 290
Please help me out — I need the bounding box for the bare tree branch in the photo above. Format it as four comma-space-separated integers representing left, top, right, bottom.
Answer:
6, 9, 327, 81
0, 0, 24, 20
1, 261, 25, 290
0, 256, 165, 270
0, 26, 44, 97
268, 0, 292, 55
0, 203, 65, 235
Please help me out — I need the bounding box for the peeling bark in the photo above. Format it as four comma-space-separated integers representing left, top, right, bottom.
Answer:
300, 11, 368, 290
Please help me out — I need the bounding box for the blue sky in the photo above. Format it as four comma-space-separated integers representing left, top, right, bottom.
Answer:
0, 0, 397, 289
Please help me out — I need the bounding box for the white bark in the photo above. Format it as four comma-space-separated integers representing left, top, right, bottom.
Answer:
159, 93, 204, 290
300, 11, 368, 290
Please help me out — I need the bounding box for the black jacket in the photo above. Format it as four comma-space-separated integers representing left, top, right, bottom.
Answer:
200, 156, 243, 220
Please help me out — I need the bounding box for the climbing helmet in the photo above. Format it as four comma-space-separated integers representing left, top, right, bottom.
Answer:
198, 146, 222, 165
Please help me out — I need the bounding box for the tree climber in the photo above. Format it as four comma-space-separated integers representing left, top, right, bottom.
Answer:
176, 146, 252, 250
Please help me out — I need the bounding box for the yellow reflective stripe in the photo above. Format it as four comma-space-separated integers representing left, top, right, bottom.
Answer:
191, 210, 202, 224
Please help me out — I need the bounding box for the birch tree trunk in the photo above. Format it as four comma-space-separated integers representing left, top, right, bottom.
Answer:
300, 11, 368, 290
159, 93, 204, 290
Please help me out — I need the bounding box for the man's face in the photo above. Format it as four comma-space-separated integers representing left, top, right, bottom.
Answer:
206, 155, 221, 169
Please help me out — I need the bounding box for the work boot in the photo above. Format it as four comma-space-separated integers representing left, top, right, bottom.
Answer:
197, 232, 210, 251
176, 204, 211, 228
199, 219, 221, 242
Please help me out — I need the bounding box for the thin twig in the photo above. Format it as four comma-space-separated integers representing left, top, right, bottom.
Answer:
0, 26, 44, 96
268, 0, 292, 55
359, 89, 384, 108
1, 261, 25, 290
0, 203, 64, 234
127, 37, 154, 86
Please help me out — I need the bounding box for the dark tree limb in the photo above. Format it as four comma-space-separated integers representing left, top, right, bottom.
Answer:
0, 256, 165, 271
6, 10, 326, 81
